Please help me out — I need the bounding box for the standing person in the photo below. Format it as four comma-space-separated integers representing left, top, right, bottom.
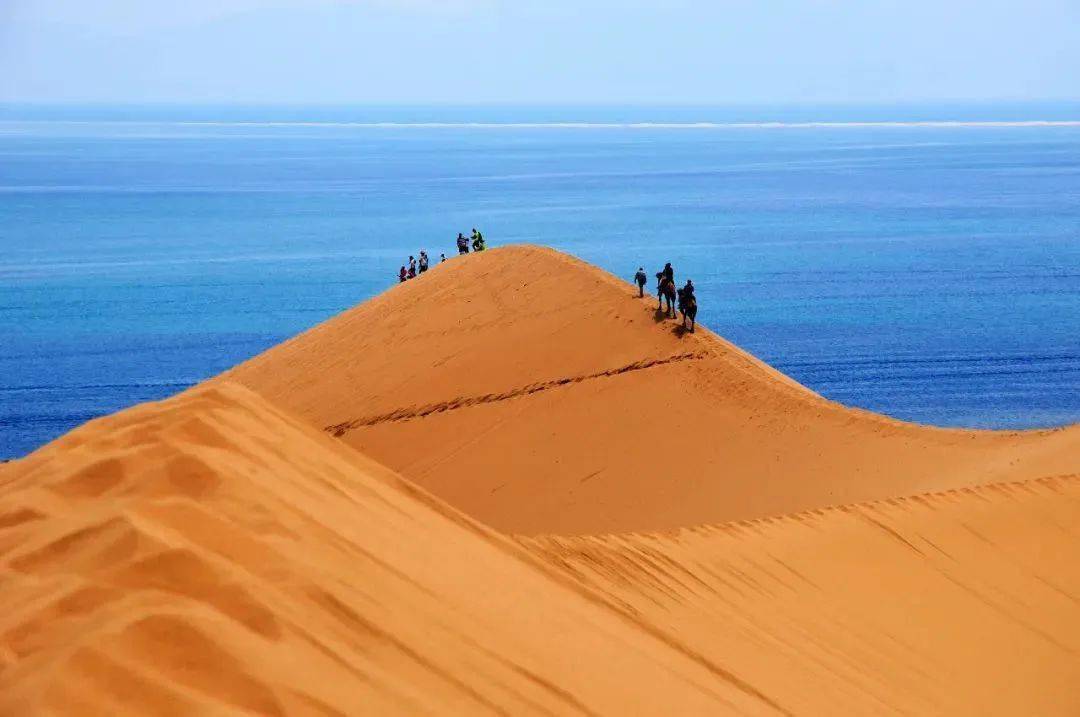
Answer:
408, 255, 417, 279
457, 233, 469, 254
418, 250, 429, 273
440, 253, 446, 263
634, 267, 648, 297
471, 227, 486, 252
398, 265, 407, 283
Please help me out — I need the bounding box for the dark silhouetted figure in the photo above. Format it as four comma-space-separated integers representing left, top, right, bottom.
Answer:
678, 280, 697, 332
634, 267, 648, 297
658, 276, 677, 318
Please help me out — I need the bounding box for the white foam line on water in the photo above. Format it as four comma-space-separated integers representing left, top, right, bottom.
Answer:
3, 120, 1080, 129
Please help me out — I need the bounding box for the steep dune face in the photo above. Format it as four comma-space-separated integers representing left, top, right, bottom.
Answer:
0, 383, 777, 715
523, 474, 1080, 715
221, 245, 1080, 534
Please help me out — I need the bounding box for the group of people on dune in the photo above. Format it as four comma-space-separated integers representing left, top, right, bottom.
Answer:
398, 227, 488, 282
456, 227, 486, 254
398, 250, 434, 282
635, 262, 697, 332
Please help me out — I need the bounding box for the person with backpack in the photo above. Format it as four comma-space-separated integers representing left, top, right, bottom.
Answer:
634, 267, 648, 297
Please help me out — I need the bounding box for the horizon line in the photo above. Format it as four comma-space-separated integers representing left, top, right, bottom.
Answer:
4, 119, 1080, 129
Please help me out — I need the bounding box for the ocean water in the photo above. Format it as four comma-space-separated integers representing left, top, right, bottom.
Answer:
2, 104, 1079, 458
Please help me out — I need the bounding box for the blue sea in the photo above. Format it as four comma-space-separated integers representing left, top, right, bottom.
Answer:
2, 103, 1079, 458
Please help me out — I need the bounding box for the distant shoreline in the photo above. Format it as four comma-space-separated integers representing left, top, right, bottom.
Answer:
5, 119, 1080, 129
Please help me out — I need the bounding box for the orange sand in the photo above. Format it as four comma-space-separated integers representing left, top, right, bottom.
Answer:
524, 475, 1080, 714
0, 384, 773, 714
221, 245, 1080, 534
3, 245, 1079, 714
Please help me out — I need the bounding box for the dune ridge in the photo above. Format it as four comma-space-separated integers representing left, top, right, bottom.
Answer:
4, 245, 1079, 714
220, 244, 1080, 534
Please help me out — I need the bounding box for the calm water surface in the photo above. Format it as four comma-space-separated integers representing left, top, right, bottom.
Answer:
2, 104, 1079, 457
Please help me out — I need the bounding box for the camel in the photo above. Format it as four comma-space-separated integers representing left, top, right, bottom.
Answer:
657, 276, 677, 318
678, 288, 697, 332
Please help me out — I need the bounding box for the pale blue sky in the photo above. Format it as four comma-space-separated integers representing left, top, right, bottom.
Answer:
2, 0, 1078, 104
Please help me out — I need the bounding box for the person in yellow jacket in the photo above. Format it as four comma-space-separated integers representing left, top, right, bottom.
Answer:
471, 228, 486, 252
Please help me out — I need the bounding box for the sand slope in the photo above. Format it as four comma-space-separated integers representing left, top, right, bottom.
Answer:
0, 383, 776, 715
221, 245, 1080, 534
5, 246, 1079, 714
524, 473, 1080, 714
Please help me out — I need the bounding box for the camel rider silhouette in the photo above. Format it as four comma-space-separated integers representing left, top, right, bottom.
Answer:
658, 262, 674, 296
682, 279, 695, 300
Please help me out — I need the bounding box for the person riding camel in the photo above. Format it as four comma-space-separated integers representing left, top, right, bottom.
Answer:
457, 233, 469, 255
634, 267, 648, 297
677, 279, 698, 332
662, 262, 674, 285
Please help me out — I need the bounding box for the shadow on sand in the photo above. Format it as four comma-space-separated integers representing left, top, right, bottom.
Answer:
653, 308, 676, 323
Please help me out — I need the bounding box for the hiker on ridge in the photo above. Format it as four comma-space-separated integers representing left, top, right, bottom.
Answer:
634, 267, 648, 297
407, 256, 417, 279
418, 251, 429, 273
471, 228, 486, 252
457, 233, 469, 255
399, 265, 407, 283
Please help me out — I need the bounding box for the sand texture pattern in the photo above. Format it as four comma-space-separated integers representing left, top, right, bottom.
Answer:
524, 474, 1080, 714
0, 383, 776, 715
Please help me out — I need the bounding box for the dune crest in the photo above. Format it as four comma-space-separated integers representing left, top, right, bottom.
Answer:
219, 245, 1080, 534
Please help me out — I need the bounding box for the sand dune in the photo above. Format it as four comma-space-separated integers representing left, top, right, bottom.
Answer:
221, 245, 1080, 534
4, 246, 1079, 714
0, 383, 776, 715
524, 473, 1080, 714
